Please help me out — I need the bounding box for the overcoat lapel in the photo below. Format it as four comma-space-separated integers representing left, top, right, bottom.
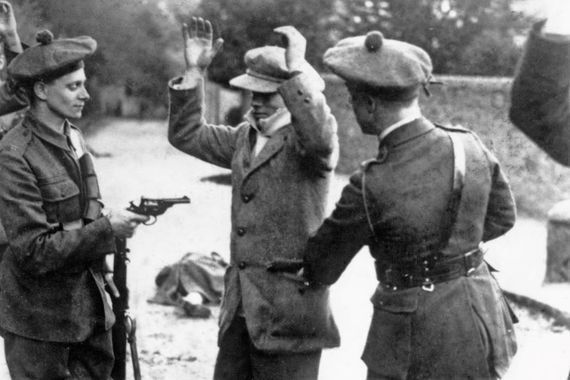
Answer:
243, 127, 288, 181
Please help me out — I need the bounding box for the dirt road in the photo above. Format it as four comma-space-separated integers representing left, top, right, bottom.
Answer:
1, 118, 569, 379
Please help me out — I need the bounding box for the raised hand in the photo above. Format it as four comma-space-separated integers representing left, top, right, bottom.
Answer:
0, 1, 21, 53
183, 17, 223, 73
273, 25, 306, 73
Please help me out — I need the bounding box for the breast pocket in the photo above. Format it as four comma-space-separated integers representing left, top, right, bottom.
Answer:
39, 178, 82, 224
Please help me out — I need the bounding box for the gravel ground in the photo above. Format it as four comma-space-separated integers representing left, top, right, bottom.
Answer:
1, 118, 569, 379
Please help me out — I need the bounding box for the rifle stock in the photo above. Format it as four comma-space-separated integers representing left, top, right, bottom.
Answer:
111, 237, 140, 380
111, 196, 190, 380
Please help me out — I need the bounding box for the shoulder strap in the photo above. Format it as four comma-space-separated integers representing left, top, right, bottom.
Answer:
437, 131, 466, 253
360, 132, 467, 249
361, 159, 382, 241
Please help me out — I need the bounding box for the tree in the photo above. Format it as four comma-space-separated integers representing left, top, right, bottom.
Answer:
333, 0, 529, 76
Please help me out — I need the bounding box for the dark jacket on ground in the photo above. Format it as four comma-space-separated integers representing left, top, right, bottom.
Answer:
168, 72, 340, 353
305, 118, 517, 379
510, 21, 570, 165
0, 112, 115, 342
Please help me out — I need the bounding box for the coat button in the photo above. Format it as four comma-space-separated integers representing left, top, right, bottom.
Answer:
238, 261, 246, 269
242, 194, 253, 203
237, 227, 246, 236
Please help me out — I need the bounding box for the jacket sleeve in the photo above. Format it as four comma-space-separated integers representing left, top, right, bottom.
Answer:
0, 148, 116, 276
0, 43, 31, 117
279, 72, 339, 174
0, 83, 28, 117
509, 21, 570, 165
304, 171, 371, 285
167, 77, 240, 169
482, 152, 516, 242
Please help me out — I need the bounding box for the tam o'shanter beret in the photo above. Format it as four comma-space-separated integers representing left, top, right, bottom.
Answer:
230, 46, 325, 93
8, 30, 97, 82
323, 31, 433, 90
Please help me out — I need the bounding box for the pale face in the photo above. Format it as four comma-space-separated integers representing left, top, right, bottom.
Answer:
250, 91, 286, 122
43, 68, 90, 120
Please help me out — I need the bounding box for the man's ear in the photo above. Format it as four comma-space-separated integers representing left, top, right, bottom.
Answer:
33, 81, 48, 101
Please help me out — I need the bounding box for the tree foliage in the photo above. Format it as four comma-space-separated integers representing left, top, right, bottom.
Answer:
335, 0, 529, 76
6, 0, 532, 114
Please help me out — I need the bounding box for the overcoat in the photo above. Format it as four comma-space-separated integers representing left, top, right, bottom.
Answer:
510, 21, 570, 165
168, 73, 340, 353
305, 118, 517, 379
0, 113, 115, 342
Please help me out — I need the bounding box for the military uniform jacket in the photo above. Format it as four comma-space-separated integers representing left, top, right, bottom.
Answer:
510, 21, 570, 165
0, 112, 116, 342
168, 73, 340, 353
305, 118, 517, 379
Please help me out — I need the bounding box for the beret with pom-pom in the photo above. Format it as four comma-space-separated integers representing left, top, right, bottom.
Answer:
36, 30, 54, 45
323, 30, 433, 91
7, 30, 97, 82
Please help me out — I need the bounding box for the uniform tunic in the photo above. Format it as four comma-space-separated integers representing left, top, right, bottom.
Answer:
0, 112, 115, 342
305, 118, 517, 379
168, 72, 340, 353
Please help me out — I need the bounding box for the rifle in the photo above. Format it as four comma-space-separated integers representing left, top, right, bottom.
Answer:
111, 196, 191, 380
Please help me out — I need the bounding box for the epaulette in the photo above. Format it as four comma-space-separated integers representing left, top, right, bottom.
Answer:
435, 123, 472, 134
0, 124, 32, 155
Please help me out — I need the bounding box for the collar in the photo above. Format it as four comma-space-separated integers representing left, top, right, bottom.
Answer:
378, 113, 422, 143
380, 116, 435, 148
23, 112, 72, 152
245, 107, 291, 137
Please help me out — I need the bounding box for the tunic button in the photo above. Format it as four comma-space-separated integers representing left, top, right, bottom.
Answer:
238, 261, 247, 269
242, 194, 253, 203
237, 227, 246, 236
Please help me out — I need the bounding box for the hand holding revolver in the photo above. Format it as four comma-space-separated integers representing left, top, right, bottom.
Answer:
106, 209, 149, 239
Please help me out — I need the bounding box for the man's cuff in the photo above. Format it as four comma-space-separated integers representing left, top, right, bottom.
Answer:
168, 76, 202, 91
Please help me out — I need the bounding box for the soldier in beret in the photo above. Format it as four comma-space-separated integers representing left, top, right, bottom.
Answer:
0, 30, 148, 379
303, 31, 518, 379
510, 0, 570, 166
168, 17, 339, 380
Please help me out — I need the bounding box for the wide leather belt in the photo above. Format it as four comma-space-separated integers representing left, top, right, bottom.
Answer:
375, 248, 483, 291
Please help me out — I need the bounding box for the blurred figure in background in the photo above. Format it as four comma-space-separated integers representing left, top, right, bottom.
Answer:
303, 30, 518, 379
168, 17, 339, 380
0, 0, 26, 265
0, 30, 148, 379
510, 0, 570, 165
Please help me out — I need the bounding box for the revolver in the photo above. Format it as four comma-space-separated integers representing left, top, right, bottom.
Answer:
127, 196, 190, 225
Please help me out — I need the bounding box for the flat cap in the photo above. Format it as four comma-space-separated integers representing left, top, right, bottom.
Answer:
230, 46, 324, 93
323, 31, 432, 91
8, 30, 97, 82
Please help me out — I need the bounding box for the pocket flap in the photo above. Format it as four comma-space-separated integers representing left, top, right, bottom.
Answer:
40, 179, 80, 202
370, 286, 419, 313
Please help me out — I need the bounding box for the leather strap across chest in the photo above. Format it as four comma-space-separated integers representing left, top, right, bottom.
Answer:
362, 130, 466, 257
